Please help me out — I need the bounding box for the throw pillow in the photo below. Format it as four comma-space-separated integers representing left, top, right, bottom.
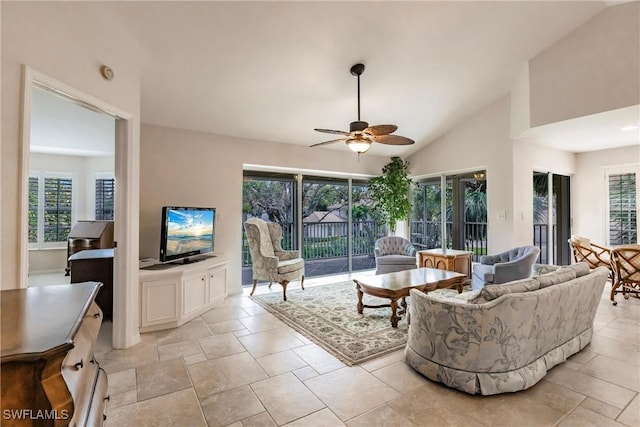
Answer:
472, 278, 540, 303
535, 267, 577, 289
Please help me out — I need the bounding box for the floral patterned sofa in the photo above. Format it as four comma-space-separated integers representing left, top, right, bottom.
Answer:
405, 262, 608, 395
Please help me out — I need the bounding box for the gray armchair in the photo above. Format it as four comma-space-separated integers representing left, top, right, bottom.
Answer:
374, 236, 417, 274
471, 245, 540, 290
244, 218, 305, 301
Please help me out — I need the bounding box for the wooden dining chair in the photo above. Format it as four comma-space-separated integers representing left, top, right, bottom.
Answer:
610, 245, 640, 305
568, 235, 614, 281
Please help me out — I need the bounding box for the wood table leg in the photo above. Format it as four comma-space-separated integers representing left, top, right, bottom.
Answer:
356, 283, 364, 314
390, 299, 399, 328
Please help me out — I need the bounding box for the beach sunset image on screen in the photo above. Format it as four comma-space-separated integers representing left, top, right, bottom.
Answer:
165, 209, 214, 256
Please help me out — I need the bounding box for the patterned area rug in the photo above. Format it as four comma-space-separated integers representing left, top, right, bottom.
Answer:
251, 281, 409, 365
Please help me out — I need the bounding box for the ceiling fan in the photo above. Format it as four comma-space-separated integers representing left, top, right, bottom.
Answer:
311, 63, 415, 154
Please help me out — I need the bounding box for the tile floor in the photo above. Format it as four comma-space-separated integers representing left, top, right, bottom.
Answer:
97, 275, 640, 427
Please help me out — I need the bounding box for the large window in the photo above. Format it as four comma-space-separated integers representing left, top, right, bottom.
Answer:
29, 173, 75, 247
95, 177, 115, 220
608, 172, 638, 245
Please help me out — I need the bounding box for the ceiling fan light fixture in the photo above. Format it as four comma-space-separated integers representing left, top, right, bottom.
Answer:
346, 140, 371, 153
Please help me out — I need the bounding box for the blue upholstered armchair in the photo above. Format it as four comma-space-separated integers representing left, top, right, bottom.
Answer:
471, 245, 540, 290
374, 236, 417, 274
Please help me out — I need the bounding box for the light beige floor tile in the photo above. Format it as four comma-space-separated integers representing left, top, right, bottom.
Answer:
256, 350, 308, 376
289, 330, 313, 345
580, 397, 622, 420
568, 349, 597, 365
208, 318, 247, 333
346, 404, 416, 427
596, 326, 640, 349
107, 367, 136, 395
580, 355, 640, 391
240, 313, 287, 333
242, 411, 277, 427
360, 350, 404, 372
285, 408, 344, 426
617, 394, 640, 427
241, 302, 269, 316
546, 364, 636, 409
292, 366, 319, 382
251, 372, 325, 425
183, 352, 208, 365
201, 305, 250, 324
136, 358, 192, 401
107, 390, 137, 410
238, 328, 306, 358
154, 317, 212, 346
521, 379, 585, 413
588, 334, 639, 362
293, 344, 345, 374
626, 351, 640, 366
199, 385, 264, 427
558, 406, 626, 427
99, 340, 159, 374
106, 388, 206, 426
188, 352, 268, 398
370, 361, 427, 394
234, 328, 252, 337
198, 333, 246, 359
304, 366, 401, 421
157, 339, 202, 361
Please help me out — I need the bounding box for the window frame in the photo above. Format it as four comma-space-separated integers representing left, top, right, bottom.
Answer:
28, 171, 77, 249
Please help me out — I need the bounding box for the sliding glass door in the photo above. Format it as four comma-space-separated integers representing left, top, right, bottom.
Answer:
410, 171, 487, 260
532, 172, 571, 265
242, 171, 386, 285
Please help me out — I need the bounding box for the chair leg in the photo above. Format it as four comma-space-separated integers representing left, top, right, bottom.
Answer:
280, 280, 289, 301
300, 275, 305, 291
268, 282, 273, 289
250, 279, 258, 296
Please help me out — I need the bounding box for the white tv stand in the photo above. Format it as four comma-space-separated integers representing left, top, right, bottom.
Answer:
138, 254, 228, 333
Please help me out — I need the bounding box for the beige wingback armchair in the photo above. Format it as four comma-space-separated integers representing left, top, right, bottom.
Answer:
244, 218, 305, 301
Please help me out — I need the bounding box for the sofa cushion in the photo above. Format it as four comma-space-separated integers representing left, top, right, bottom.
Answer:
535, 267, 577, 289
376, 255, 417, 266
563, 262, 590, 278
472, 277, 539, 303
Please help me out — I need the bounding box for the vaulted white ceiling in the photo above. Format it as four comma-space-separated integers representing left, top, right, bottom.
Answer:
33, 1, 640, 156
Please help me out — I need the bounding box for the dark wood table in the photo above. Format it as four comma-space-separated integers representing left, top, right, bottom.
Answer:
353, 267, 465, 327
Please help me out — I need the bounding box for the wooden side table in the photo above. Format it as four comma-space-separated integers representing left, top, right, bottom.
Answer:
418, 248, 473, 281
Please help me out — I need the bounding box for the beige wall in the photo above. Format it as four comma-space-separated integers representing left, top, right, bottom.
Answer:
1, 2, 141, 289
529, 2, 640, 127
408, 95, 517, 253
573, 145, 640, 244
140, 124, 390, 294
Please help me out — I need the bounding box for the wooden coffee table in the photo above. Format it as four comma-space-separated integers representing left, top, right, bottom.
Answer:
353, 267, 465, 328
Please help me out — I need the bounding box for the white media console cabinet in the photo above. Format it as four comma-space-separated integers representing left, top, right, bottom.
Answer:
139, 254, 228, 333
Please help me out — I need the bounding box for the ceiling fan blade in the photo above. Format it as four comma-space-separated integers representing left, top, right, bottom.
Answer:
364, 124, 397, 136
372, 134, 415, 145
314, 128, 351, 136
310, 138, 347, 148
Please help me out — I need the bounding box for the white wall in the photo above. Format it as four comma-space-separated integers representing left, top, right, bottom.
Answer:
408, 95, 517, 253
1, 2, 142, 289
573, 145, 640, 244
529, 2, 640, 127
139, 124, 391, 295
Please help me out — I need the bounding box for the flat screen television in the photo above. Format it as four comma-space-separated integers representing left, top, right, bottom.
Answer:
159, 206, 216, 263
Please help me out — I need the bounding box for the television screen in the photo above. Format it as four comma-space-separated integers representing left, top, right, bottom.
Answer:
160, 206, 215, 263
